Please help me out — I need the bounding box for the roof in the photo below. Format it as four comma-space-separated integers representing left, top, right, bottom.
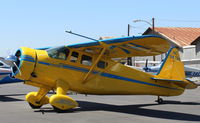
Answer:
191, 36, 200, 45
143, 27, 200, 47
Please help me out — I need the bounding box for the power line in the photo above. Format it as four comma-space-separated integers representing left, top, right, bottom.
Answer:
157, 18, 200, 22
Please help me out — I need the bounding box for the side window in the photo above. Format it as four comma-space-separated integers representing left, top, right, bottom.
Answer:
81, 55, 92, 66
70, 52, 79, 62
97, 61, 108, 69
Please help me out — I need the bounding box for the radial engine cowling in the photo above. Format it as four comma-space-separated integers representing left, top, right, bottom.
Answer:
13, 47, 37, 80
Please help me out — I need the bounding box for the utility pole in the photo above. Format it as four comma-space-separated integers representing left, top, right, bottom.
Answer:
128, 24, 130, 36
152, 18, 156, 65
127, 24, 132, 66
152, 17, 155, 32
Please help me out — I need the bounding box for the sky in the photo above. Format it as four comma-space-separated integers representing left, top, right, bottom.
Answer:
0, 0, 200, 56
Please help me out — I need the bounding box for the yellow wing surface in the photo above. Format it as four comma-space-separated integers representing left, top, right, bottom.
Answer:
67, 35, 170, 58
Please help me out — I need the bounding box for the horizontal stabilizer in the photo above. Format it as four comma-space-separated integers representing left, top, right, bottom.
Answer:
151, 77, 198, 89
151, 77, 183, 82
185, 80, 198, 89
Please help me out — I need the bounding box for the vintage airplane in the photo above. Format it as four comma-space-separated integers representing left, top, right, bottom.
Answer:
2, 32, 199, 112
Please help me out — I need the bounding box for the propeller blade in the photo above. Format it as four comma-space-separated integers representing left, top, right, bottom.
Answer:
13, 62, 21, 76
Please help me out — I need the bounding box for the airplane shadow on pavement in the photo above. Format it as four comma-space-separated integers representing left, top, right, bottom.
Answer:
0, 94, 25, 102
36, 100, 200, 122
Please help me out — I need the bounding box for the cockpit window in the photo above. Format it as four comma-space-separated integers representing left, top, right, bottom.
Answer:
47, 46, 69, 60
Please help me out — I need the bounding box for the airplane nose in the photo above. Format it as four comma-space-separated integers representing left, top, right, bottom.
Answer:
12, 47, 37, 80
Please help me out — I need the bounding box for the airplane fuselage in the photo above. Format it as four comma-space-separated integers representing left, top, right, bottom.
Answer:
15, 47, 184, 97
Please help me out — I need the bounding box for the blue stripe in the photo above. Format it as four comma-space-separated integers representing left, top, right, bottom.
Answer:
119, 47, 130, 54
156, 47, 174, 75
151, 78, 183, 82
109, 45, 117, 49
68, 35, 164, 48
38, 61, 50, 65
101, 73, 179, 90
21, 55, 34, 60
62, 64, 89, 73
21, 58, 35, 63
129, 43, 150, 50
21, 59, 180, 90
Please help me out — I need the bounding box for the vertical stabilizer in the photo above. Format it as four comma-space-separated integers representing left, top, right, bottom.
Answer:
155, 48, 185, 81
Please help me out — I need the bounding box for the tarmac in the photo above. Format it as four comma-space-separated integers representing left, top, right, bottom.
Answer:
1, 83, 200, 123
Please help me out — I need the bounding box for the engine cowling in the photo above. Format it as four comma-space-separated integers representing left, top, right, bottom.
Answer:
13, 47, 37, 80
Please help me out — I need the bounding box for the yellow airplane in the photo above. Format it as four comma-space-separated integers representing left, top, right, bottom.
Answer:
7, 33, 198, 112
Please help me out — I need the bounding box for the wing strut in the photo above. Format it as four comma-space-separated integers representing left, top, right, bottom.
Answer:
82, 42, 108, 84
65, 30, 99, 42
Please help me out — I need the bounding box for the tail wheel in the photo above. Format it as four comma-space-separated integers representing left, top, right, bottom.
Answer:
157, 98, 163, 104
155, 96, 164, 104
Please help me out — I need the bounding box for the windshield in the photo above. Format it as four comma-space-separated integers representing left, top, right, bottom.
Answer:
46, 46, 69, 60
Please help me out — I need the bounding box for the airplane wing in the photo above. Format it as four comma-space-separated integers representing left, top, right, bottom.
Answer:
67, 35, 170, 58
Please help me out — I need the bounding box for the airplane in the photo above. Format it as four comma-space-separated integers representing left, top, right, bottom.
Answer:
2, 32, 199, 112
0, 60, 22, 84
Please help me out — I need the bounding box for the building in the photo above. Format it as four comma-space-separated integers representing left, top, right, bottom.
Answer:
133, 27, 200, 68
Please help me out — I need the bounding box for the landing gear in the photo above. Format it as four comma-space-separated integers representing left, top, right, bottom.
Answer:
26, 80, 78, 112
28, 102, 42, 109
26, 88, 50, 109
155, 96, 164, 104
49, 80, 78, 112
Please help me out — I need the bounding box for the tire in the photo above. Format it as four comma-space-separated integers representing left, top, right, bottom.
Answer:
28, 102, 42, 109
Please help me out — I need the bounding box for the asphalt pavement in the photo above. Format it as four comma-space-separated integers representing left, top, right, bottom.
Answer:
0, 83, 200, 123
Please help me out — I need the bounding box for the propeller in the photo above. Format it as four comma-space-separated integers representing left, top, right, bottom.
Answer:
0, 54, 21, 76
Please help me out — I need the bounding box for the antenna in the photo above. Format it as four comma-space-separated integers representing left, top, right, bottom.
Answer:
65, 30, 99, 42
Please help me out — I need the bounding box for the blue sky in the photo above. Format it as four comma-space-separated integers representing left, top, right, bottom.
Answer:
0, 0, 200, 56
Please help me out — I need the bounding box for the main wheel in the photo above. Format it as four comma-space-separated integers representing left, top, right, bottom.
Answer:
28, 102, 42, 109
49, 95, 78, 112
26, 92, 49, 109
52, 106, 67, 113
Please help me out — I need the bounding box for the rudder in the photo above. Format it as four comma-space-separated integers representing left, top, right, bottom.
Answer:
155, 48, 185, 81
